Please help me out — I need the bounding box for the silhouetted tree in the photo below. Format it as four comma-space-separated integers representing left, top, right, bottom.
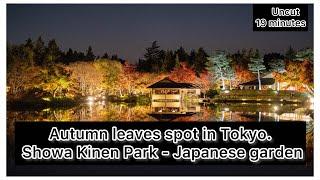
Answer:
263, 53, 284, 71
174, 53, 180, 68
102, 52, 109, 59
61, 48, 75, 64
44, 39, 61, 66
188, 49, 196, 67
176, 46, 189, 62
139, 41, 163, 72
85, 46, 95, 61
194, 47, 208, 76
163, 50, 175, 72
285, 46, 296, 60
34, 36, 45, 66
23, 38, 35, 67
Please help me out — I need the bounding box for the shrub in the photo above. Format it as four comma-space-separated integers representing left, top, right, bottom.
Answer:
207, 89, 218, 98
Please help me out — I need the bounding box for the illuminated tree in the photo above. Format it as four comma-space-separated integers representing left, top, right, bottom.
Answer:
225, 66, 235, 89
207, 50, 232, 90
278, 60, 313, 93
268, 58, 285, 90
248, 51, 266, 90
35, 65, 72, 98
68, 61, 105, 96
169, 62, 197, 83
119, 63, 141, 95
232, 64, 255, 86
94, 59, 123, 95
295, 48, 313, 63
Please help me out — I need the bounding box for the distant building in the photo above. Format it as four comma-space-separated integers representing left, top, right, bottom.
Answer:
239, 78, 276, 90
239, 73, 290, 90
147, 77, 200, 114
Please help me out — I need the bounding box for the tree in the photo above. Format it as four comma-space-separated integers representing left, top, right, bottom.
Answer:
176, 46, 189, 62
85, 46, 95, 61
111, 54, 118, 60
169, 62, 197, 83
268, 58, 285, 91
141, 41, 163, 73
263, 53, 284, 71
295, 48, 313, 63
163, 50, 175, 72
225, 66, 235, 89
94, 59, 123, 95
269, 59, 285, 73
194, 48, 208, 76
188, 50, 196, 67
7, 58, 40, 98
44, 39, 61, 66
207, 50, 232, 90
248, 51, 266, 90
61, 48, 75, 64
68, 61, 105, 96
36, 65, 72, 98
174, 53, 180, 69
233, 64, 255, 86
285, 46, 296, 60
119, 63, 141, 95
34, 36, 45, 66
277, 49, 313, 94
102, 52, 109, 59
23, 38, 35, 67
279, 60, 312, 93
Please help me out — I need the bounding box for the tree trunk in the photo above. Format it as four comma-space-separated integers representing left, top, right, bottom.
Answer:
119, 89, 123, 97
219, 67, 225, 90
53, 87, 59, 98
302, 84, 314, 96
257, 70, 261, 90
221, 78, 225, 90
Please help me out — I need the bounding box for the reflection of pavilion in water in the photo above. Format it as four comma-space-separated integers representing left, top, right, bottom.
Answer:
147, 77, 201, 121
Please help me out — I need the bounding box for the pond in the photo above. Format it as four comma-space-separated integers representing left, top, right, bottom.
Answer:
7, 100, 314, 167
7, 101, 313, 122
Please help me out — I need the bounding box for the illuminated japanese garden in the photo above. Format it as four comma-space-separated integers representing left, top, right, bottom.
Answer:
6, 38, 314, 122
7, 39, 314, 164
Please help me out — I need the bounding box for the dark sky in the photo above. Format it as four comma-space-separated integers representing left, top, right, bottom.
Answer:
7, 4, 313, 63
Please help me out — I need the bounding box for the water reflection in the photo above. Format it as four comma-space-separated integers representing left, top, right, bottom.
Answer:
7, 101, 313, 122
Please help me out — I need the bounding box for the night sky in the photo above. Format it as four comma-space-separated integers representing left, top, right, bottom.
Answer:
7, 4, 313, 63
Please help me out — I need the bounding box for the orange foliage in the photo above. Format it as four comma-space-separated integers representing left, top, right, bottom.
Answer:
168, 62, 212, 91
279, 60, 313, 92
169, 62, 197, 83
233, 64, 255, 86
